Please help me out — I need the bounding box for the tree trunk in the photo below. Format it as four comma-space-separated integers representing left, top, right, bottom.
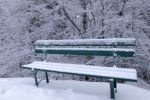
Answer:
81, 0, 88, 37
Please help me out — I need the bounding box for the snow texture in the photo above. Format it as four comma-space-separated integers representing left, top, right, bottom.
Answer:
0, 78, 149, 100
0, 0, 150, 86
36, 38, 136, 46
23, 61, 137, 81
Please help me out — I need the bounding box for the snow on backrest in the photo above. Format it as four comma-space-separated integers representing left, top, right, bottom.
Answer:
35, 38, 136, 47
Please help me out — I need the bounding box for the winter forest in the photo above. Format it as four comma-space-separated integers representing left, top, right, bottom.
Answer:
0, 0, 150, 90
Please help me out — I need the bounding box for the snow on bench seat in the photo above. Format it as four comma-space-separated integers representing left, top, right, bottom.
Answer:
23, 61, 137, 82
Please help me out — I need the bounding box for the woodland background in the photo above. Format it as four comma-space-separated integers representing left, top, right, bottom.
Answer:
0, 0, 150, 84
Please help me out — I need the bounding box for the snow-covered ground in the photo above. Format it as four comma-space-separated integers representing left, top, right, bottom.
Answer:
0, 78, 150, 100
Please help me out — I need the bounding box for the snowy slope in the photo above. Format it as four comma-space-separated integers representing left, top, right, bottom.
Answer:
0, 78, 150, 100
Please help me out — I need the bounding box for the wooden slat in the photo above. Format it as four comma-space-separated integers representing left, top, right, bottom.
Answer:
35, 38, 136, 47
35, 48, 135, 57
22, 61, 137, 82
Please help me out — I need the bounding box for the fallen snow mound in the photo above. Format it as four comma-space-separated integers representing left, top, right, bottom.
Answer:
0, 78, 150, 100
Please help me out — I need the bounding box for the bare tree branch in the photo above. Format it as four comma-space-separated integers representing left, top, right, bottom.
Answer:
61, 6, 82, 35
119, 0, 128, 16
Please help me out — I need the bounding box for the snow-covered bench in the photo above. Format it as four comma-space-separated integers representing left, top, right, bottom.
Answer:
21, 38, 137, 99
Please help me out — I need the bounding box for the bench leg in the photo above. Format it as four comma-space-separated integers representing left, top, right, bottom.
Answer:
32, 69, 38, 87
114, 80, 117, 93
45, 71, 49, 83
110, 79, 115, 99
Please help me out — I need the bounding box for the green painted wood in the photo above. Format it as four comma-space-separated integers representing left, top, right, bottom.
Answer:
35, 48, 135, 57
32, 69, 38, 87
45, 71, 49, 83
36, 38, 136, 47
114, 79, 117, 93
110, 79, 115, 99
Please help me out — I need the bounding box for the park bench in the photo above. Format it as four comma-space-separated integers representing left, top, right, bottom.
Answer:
21, 38, 137, 99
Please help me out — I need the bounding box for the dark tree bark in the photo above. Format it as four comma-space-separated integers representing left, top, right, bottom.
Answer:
119, 0, 128, 16
61, 6, 82, 35
80, 0, 88, 35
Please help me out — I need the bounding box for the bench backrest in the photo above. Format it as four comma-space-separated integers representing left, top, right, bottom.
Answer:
35, 38, 136, 58
36, 38, 135, 47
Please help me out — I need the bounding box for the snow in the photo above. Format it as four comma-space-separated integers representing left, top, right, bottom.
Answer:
0, 0, 149, 90
23, 61, 137, 81
36, 38, 136, 46
0, 78, 150, 100
0, 0, 32, 77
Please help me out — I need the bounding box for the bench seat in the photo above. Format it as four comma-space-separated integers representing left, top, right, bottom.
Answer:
23, 61, 137, 82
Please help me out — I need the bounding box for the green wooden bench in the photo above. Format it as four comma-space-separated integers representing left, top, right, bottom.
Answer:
21, 38, 137, 99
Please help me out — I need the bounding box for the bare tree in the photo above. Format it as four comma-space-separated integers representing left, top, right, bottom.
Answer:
80, 0, 89, 34
119, 0, 128, 16
61, 6, 82, 34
